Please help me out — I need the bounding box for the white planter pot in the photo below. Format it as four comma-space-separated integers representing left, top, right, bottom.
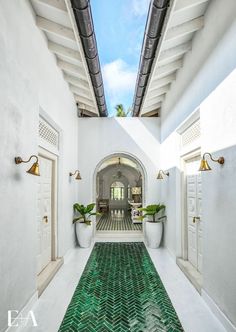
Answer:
145, 221, 163, 248
76, 222, 93, 248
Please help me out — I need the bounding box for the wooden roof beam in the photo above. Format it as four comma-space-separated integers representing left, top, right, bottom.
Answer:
57, 60, 86, 80
36, 16, 75, 41
174, 0, 209, 13
166, 17, 204, 41
34, 0, 67, 12
149, 74, 176, 92
63, 73, 90, 91
48, 41, 82, 62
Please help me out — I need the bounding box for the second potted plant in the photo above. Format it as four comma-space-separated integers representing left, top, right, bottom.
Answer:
139, 204, 166, 248
73, 203, 101, 248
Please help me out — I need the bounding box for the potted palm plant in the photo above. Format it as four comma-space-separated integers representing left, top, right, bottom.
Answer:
73, 203, 101, 248
138, 204, 166, 248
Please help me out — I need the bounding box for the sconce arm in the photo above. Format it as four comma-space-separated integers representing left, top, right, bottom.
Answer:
15, 155, 38, 164
69, 170, 79, 176
203, 152, 224, 165
161, 170, 169, 176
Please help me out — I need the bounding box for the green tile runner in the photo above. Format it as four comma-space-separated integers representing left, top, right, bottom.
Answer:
58, 243, 184, 332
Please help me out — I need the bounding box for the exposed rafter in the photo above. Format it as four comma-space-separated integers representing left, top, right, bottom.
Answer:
154, 60, 183, 79
158, 42, 191, 65
145, 95, 165, 108
34, 0, 67, 12
174, 0, 209, 12
63, 73, 90, 91
36, 16, 75, 41
74, 95, 96, 108
146, 85, 170, 100
165, 17, 204, 42
48, 41, 82, 62
149, 74, 176, 92
57, 60, 86, 79
69, 84, 93, 100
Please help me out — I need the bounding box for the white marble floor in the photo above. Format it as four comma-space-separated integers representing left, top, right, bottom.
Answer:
20, 243, 226, 332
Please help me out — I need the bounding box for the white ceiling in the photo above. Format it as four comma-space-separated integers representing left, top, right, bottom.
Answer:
98, 157, 140, 172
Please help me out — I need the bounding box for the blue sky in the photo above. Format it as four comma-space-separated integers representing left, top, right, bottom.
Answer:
91, 0, 150, 116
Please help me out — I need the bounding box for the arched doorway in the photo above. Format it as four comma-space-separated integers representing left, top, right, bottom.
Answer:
93, 153, 146, 232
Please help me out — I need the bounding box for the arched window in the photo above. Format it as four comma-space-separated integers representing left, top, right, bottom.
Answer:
110, 182, 124, 200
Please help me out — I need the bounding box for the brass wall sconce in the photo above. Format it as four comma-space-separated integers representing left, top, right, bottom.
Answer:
157, 170, 169, 180
69, 170, 82, 180
199, 152, 225, 171
15, 155, 40, 176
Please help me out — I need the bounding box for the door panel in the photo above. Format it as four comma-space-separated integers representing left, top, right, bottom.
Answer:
37, 156, 52, 274
187, 176, 198, 268
197, 174, 203, 273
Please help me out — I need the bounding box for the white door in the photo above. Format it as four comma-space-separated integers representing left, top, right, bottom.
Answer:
37, 156, 52, 274
186, 158, 203, 273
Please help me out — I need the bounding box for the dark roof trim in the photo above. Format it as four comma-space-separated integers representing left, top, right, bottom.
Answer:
71, 0, 108, 117
132, 0, 170, 117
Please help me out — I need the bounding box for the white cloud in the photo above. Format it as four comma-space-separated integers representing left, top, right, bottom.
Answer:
102, 59, 136, 110
131, 0, 150, 17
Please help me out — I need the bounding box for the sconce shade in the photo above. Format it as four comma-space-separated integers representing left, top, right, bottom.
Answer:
27, 162, 40, 176
199, 153, 224, 172
199, 159, 212, 171
15, 155, 40, 176
75, 171, 82, 180
157, 171, 164, 180
70, 170, 82, 180
157, 170, 169, 179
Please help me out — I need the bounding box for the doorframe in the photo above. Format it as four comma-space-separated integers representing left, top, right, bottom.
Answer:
180, 149, 201, 260
38, 147, 58, 262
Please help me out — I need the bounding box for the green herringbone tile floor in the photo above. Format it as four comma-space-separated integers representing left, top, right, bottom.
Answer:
58, 243, 184, 332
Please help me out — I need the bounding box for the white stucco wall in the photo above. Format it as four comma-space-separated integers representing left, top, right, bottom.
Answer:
0, 1, 78, 330
77, 118, 161, 208
161, 0, 236, 141
158, 0, 236, 326
200, 69, 236, 327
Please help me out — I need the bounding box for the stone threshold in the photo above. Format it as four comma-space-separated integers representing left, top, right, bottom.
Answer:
37, 258, 63, 297
177, 258, 202, 294
95, 231, 144, 242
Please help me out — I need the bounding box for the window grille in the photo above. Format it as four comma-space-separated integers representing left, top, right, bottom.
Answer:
181, 119, 200, 148
39, 117, 59, 150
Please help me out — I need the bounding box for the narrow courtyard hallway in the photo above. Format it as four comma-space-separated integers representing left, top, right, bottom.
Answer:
1, 0, 236, 331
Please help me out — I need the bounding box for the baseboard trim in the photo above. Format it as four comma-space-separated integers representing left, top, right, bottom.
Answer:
5, 291, 38, 332
37, 258, 63, 297
202, 289, 236, 332
177, 258, 202, 294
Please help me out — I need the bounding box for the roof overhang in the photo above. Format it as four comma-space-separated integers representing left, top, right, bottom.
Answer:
30, 0, 107, 117
133, 0, 210, 117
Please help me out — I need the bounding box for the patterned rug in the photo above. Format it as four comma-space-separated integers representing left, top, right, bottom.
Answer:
58, 243, 184, 332
96, 210, 142, 231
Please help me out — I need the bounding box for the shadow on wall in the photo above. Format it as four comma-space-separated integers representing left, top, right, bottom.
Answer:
114, 118, 160, 167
